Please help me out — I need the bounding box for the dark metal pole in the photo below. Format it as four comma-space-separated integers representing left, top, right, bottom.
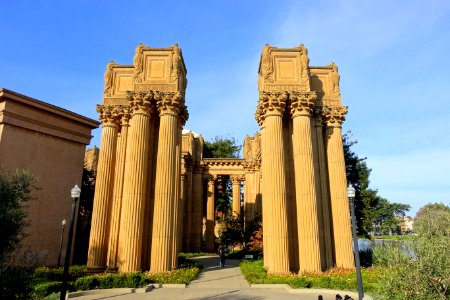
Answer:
57, 221, 65, 268
350, 197, 364, 300
60, 198, 77, 300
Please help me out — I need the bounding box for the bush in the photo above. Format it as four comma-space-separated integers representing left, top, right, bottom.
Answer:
74, 273, 150, 291
374, 203, 450, 299
0, 266, 34, 299
31, 281, 61, 299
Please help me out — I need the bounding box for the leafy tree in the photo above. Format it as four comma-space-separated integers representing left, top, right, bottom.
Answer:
0, 169, 36, 266
0, 169, 37, 299
374, 203, 450, 299
203, 135, 241, 158
343, 132, 410, 237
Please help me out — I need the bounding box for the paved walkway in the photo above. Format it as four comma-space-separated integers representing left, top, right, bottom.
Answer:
68, 256, 368, 300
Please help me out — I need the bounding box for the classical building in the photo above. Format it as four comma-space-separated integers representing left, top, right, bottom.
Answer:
0, 88, 99, 266
87, 44, 354, 274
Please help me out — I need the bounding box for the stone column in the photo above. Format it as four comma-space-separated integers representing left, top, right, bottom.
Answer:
231, 175, 241, 217
171, 124, 183, 268
190, 166, 204, 252
313, 107, 333, 269
150, 91, 182, 272
256, 92, 290, 274
117, 91, 154, 272
243, 165, 255, 221
324, 106, 354, 269
106, 106, 130, 271
183, 163, 193, 252
290, 92, 322, 273
87, 105, 120, 272
205, 176, 215, 251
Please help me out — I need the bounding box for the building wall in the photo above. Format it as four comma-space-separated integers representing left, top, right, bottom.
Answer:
0, 88, 99, 266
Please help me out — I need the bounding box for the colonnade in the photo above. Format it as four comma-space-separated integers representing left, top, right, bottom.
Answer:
87, 43, 354, 275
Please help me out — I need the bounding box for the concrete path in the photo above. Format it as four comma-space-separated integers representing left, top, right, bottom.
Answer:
68, 256, 369, 300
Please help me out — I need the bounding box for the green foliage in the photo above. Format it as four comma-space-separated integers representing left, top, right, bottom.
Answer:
240, 260, 379, 293
374, 203, 450, 299
220, 212, 262, 253
74, 273, 150, 291
203, 135, 241, 158
0, 265, 35, 299
31, 281, 61, 299
178, 252, 215, 259
343, 132, 410, 237
0, 169, 36, 266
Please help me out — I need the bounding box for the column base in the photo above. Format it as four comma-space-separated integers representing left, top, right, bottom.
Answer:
106, 267, 118, 273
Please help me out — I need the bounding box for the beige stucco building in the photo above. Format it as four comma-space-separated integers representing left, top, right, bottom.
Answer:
88, 44, 354, 274
0, 88, 99, 266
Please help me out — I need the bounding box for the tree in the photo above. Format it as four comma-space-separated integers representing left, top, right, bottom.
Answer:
343, 132, 410, 237
0, 169, 36, 266
374, 203, 450, 299
0, 169, 36, 299
203, 135, 241, 158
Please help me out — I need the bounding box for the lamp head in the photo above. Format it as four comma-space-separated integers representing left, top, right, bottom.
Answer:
71, 184, 81, 199
347, 183, 356, 199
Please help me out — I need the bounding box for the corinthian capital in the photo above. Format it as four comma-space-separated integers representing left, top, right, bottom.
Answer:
154, 91, 183, 116
323, 106, 348, 127
255, 91, 288, 125
127, 91, 154, 116
289, 91, 317, 118
116, 105, 131, 126
96, 104, 121, 127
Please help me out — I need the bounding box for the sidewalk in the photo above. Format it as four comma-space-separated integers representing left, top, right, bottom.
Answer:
68, 256, 370, 300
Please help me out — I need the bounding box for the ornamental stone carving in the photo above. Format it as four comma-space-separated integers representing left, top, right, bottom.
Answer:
96, 104, 122, 127
104, 61, 116, 97
154, 91, 183, 116
126, 91, 154, 116
171, 44, 183, 81
297, 44, 310, 83
260, 44, 273, 81
290, 91, 317, 117
323, 106, 348, 127
133, 43, 150, 83
329, 62, 341, 98
257, 91, 288, 121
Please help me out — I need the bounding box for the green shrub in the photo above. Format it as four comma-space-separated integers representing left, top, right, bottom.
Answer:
31, 281, 61, 299
0, 266, 34, 299
74, 273, 151, 291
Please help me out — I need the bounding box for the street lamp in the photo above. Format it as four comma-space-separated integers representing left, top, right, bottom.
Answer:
57, 219, 67, 268
347, 183, 364, 300
60, 184, 81, 300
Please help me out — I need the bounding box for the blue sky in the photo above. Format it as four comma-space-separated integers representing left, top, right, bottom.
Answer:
1, 0, 449, 216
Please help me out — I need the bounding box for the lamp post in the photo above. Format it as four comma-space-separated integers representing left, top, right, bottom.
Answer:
347, 183, 364, 300
60, 184, 81, 300
57, 219, 67, 268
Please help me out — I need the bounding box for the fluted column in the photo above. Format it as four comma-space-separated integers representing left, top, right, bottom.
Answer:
290, 92, 322, 273
313, 107, 333, 269
231, 175, 242, 217
106, 107, 130, 271
243, 165, 255, 221
183, 163, 193, 252
256, 92, 290, 274
87, 105, 120, 272
171, 124, 183, 268
205, 176, 215, 251
150, 91, 182, 272
190, 167, 204, 252
324, 106, 354, 268
117, 91, 154, 272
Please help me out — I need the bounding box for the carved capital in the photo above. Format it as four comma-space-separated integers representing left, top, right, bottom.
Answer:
323, 106, 347, 127
207, 175, 216, 186
127, 91, 154, 117
256, 92, 287, 125
231, 175, 243, 185
116, 105, 131, 126
96, 104, 121, 127
154, 91, 183, 116
290, 91, 317, 118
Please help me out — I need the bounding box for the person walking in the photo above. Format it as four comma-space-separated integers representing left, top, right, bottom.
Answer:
218, 245, 226, 267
